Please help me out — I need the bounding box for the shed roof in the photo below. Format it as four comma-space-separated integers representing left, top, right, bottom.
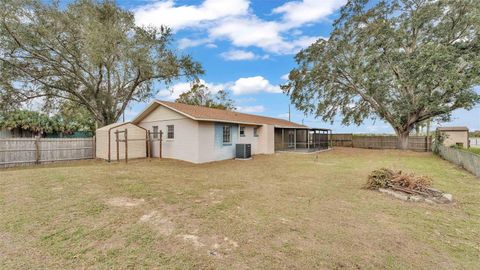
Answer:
97, 122, 130, 131
436, 126, 469, 131
132, 100, 308, 128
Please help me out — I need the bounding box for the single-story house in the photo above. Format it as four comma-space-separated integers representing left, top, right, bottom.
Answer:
436, 126, 469, 148
96, 100, 331, 163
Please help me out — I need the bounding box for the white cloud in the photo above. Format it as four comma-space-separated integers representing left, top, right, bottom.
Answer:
231, 76, 282, 95
209, 16, 323, 54
157, 82, 192, 100
205, 43, 217, 48
220, 49, 257, 61
134, 0, 343, 55
273, 0, 346, 27
178, 38, 211, 49
237, 105, 266, 113
157, 79, 226, 100
157, 76, 283, 99
281, 73, 290, 80
134, 0, 249, 30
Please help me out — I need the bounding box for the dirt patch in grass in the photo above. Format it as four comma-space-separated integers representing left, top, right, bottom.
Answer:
180, 234, 205, 248
1, 148, 479, 269
139, 211, 175, 236
106, 197, 145, 207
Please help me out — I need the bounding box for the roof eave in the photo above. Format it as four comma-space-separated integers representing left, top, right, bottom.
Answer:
133, 100, 310, 129
131, 100, 160, 124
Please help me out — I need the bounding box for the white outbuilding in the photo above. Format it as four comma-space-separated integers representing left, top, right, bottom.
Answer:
95, 122, 147, 161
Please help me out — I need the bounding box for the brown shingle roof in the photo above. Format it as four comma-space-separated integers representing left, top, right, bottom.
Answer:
155, 100, 307, 128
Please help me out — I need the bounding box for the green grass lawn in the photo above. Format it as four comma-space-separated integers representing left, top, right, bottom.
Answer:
1, 148, 479, 269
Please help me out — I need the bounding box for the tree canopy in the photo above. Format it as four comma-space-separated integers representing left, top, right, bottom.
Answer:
0, 0, 203, 127
0, 109, 93, 136
175, 83, 236, 110
282, 0, 480, 148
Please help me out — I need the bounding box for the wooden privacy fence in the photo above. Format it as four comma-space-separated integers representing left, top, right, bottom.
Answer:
0, 137, 94, 168
330, 134, 354, 147
331, 134, 432, 151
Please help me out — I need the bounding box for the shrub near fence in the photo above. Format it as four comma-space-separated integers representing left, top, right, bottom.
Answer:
437, 145, 480, 177
331, 134, 432, 151
0, 137, 94, 168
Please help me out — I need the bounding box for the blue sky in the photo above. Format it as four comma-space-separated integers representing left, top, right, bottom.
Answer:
119, 0, 479, 133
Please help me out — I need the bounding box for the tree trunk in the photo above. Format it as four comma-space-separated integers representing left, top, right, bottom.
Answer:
397, 130, 411, 150
426, 119, 431, 136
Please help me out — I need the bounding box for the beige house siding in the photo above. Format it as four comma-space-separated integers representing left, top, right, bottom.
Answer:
258, 124, 275, 154
137, 105, 200, 163
96, 123, 147, 161
197, 121, 216, 163
440, 130, 469, 148
141, 105, 186, 122
237, 125, 260, 155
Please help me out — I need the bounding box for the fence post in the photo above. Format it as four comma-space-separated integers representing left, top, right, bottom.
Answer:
115, 131, 119, 162
92, 136, 96, 159
35, 136, 40, 164
159, 130, 163, 159
124, 128, 128, 163
146, 130, 150, 158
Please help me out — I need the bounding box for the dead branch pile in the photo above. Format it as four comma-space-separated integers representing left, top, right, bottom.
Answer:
365, 168, 435, 196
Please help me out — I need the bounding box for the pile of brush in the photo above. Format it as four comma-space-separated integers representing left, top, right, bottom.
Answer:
365, 168, 450, 202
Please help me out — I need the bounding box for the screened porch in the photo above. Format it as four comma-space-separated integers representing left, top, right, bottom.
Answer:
274, 127, 332, 152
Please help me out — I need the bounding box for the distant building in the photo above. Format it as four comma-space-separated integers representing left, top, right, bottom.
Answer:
436, 127, 469, 148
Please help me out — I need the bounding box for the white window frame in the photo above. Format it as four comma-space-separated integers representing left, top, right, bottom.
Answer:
152, 126, 159, 139
253, 127, 259, 137
239, 126, 246, 137
223, 126, 231, 144
167, 125, 174, 140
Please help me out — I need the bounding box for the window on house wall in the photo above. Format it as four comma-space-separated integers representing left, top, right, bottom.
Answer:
239, 126, 245, 137
153, 126, 159, 139
223, 126, 231, 144
167, 125, 174, 139
254, 127, 259, 137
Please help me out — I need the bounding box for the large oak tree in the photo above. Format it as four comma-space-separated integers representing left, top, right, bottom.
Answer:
0, 0, 203, 127
282, 0, 480, 149
175, 83, 236, 110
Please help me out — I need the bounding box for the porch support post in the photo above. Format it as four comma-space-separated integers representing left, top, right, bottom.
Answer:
307, 129, 310, 150
282, 128, 285, 150
329, 130, 332, 149
294, 128, 297, 150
